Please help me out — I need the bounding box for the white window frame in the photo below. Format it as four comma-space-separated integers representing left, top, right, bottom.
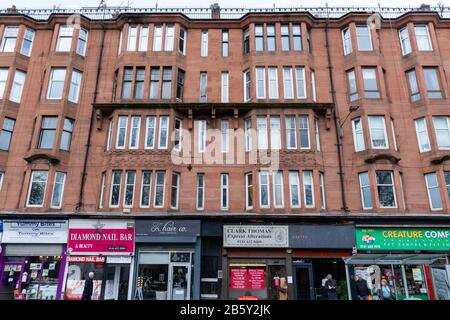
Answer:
221, 72, 229, 103
47, 68, 66, 100
245, 172, 253, 209
310, 70, 316, 102
352, 117, 365, 152
56, 25, 74, 52
359, 172, 373, 209
319, 172, 326, 209
398, 27, 412, 55
174, 118, 182, 152
299, 115, 311, 150
342, 27, 352, 55
201, 30, 208, 57
10, 69, 26, 103
116, 116, 128, 149
199, 72, 207, 102
303, 170, 315, 208
198, 119, 206, 153
259, 171, 270, 208
270, 116, 281, 150
283, 67, 294, 99
0, 68, 8, 99
140, 171, 152, 208
153, 25, 163, 51
178, 28, 187, 55
145, 116, 156, 149
368, 116, 389, 149
26, 170, 48, 208
433, 116, 450, 150
99, 172, 106, 209
20, 28, 35, 57
68, 69, 82, 103
256, 67, 266, 99
356, 25, 373, 51
221, 120, 229, 153
285, 115, 297, 150
164, 25, 175, 51
129, 116, 141, 150
268, 67, 279, 99
106, 118, 113, 151
50, 172, 66, 209
414, 24, 433, 51
257, 116, 268, 150
158, 116, 169, 150
220, 173, 229, 210
245, 118, 252, 152
315, 119, 321, 151
170, 172, 180, 209
196, 173, 205, 210
153, 171, 166, 208
425, 172, 443, 211
272, 171, 284, 208
243, 70, 251, 102
295, 67, 306, 99
289, 171, 301, 208
376, 171, 397, 209
109, 170, 122, 208
138, 25, 149, 51
414, 117, 431, 153
1, 26, 19, 52
127, 25, 137, 51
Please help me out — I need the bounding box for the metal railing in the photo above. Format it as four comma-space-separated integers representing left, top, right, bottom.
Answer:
0, 6, 449, 20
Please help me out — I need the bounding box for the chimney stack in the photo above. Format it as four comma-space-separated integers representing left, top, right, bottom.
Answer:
210, 3, 220, 19
419, 3, 431, 11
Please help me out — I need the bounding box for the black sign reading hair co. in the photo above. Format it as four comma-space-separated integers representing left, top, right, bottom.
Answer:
135, 220, 201, 243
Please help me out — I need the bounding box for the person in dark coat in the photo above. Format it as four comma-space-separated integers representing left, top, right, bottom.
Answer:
354, 275, 370, 300
324, 274, 338, 300
81, 272, 94, 300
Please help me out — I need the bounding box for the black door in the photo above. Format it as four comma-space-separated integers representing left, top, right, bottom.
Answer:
294, 265, 314, 300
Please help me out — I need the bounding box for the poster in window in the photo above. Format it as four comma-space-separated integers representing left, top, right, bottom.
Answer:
247, 268, 265, 290
64, 280, 102, 300
230, 268, 247, 289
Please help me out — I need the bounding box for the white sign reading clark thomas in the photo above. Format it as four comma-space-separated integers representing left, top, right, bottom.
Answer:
223, 225, 289, 248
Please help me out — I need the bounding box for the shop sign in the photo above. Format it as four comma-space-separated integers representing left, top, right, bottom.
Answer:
289, 225, 355, 248
67, 256, 106, 263
135, 220, 201, 241
67, 219, 135, 255
230, 268, 247, 289
2, 220, 68, 244
223, 225, 289, 248
106, 256, 132, 264
356, 228, 450, 251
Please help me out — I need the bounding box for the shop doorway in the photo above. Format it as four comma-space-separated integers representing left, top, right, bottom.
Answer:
293, 264, 314, 300
170, 263, 190, 300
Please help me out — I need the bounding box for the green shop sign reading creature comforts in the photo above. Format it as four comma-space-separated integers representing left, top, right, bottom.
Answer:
356, 228, 450, 251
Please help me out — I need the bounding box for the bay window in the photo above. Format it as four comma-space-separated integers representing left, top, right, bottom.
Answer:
27, 171, 48, 207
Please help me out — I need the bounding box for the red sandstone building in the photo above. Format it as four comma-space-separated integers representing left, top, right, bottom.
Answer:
0, 4, 450, 301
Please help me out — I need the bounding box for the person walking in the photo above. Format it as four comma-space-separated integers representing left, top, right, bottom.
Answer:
324, 274, 338, 300
377, 279, 394, 300
81, 272, 95, 300
354, 275, 370, 300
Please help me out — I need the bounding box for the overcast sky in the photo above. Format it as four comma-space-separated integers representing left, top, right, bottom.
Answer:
2, 0, 445, 9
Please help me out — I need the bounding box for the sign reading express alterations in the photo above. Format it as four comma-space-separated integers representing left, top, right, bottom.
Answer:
223, 225, 289, 248
356, 228, 450, 251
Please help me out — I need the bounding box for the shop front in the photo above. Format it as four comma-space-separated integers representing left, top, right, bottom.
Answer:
289, 224, 355, 300
63, 219, 135, 300
222, 225, 290, 300
345, 227, 450, 300
0, 219, 68, 300
133, 220, 201, 300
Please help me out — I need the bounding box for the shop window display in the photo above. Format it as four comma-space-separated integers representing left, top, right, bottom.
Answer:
65, 261, 105, 300
0, 256, 62, 300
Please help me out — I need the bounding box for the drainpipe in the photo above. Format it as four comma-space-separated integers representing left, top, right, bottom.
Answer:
324, 5, 349, 212
75, 20, 106, 212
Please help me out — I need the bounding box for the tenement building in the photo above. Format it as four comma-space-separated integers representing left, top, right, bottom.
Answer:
0, 4, 450, 301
